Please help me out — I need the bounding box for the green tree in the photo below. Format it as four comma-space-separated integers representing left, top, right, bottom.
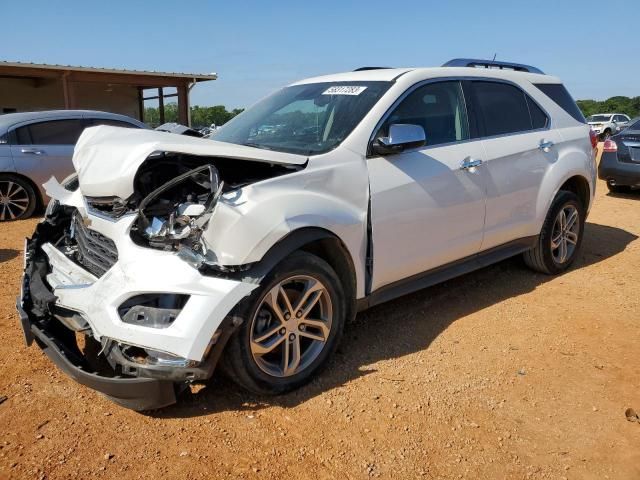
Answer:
577, 96, 640, 119
144, 103, 244, 128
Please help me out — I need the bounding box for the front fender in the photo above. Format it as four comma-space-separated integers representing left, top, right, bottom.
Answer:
203, 185, 368, 297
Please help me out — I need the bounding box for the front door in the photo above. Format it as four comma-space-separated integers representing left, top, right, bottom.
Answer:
367, 80, 487, 292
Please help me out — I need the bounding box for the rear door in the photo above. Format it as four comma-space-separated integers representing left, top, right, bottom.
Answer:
368, 80, 487, 291
9, 118, 85, 190
467, 80, 561, 250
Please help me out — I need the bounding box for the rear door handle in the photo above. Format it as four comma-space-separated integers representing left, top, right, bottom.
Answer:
20, 148, 44, 155
539, 140, 554, 152
460, 158, 483, 170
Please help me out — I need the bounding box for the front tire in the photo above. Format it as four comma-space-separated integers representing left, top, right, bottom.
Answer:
0, 174, 37, 221
523, 191, 585, 275
224, 251, 346, 395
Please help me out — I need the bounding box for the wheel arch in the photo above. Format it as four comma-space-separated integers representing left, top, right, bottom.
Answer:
0, 171, 45, 212
558, 175, 591, 211
244, 227, 358, 323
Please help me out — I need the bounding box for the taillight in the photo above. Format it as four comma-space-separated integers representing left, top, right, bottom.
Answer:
589, 129, 598, 149
603, 139, 618, 152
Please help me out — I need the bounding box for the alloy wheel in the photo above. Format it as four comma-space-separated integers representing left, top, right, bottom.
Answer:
249, 275, 333, 378
0, 181, 30, 221
551, 204, 579, 264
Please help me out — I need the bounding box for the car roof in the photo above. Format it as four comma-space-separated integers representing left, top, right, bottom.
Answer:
0, 110, 143, 132
291, 66, 560, 86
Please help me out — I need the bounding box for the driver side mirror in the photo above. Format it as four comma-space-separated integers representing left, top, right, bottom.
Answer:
372, 124, 426, 155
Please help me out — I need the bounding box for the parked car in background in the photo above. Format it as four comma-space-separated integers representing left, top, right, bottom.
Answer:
17, 58, 596, 410
598, 116, 640, 192
0, 110, 146, 221
587, 113, 631, 140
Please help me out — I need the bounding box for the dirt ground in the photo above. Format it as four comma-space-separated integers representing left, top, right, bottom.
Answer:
1, 158, 639, 479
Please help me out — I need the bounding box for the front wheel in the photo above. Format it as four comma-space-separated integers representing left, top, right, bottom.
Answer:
523, 191, 585, 275
223, 251, 346, 395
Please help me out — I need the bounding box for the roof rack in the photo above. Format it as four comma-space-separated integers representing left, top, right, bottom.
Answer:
442, 58, 544, 75
353, 67, 392, 71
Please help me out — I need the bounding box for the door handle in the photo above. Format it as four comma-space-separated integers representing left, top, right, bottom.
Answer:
539, 140, 554, 152
20, 148, 44, 155
460, 158, 483, 170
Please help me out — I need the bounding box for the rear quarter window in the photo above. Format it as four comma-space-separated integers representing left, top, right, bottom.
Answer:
89, 118, 140, 128
533, 83, 585, 123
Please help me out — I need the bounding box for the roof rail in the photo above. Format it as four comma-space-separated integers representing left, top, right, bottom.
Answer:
353, 66, 392, 71
442, 58, 544, 75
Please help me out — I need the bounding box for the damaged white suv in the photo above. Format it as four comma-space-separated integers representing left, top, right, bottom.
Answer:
17, 59, 596, 410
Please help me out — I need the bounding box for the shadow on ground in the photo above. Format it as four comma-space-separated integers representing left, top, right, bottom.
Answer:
151, 222, 638, 418
0, 249, 19, 263
607, 189, 640, 200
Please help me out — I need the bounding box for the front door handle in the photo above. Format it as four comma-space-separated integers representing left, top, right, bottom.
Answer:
20, 148, 44, 155
460, 158, 483, 170
539, 140, 554, 152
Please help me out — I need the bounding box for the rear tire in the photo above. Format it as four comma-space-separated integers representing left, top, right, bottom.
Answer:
0, 174, 37, 221
523, 191, 585, 275
223, 251, 346, 395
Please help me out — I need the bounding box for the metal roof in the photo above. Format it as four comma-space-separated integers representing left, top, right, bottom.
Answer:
0, 60, 217, 81
0, 110, 147, 132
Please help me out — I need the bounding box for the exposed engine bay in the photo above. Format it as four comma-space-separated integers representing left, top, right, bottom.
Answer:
84, 152, 304, 270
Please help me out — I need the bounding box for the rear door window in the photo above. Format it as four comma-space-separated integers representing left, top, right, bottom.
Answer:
14, 119, 85, 145
526, 96, 549, 130
471, 81, 537, 137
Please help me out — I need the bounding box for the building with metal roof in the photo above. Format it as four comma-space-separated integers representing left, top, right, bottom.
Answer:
0, 61, 217, 126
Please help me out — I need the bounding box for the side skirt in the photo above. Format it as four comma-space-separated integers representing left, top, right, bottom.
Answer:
356, 236, 538, 311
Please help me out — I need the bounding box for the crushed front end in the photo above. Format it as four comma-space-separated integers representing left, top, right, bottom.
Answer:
16, 176, 257, 410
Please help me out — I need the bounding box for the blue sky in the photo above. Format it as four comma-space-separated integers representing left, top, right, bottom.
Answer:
4, 0, 637, 109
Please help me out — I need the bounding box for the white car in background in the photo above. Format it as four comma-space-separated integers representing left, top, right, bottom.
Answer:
587, 113, 631, 140
18, 59, 596, 410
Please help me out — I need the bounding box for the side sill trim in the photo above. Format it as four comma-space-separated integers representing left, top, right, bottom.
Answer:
357, 236, 537, 311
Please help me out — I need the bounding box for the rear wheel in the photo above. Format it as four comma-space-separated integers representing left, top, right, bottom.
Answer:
523, 191, 585, 275
0, 174, 37, 221
224, 251, 346, 395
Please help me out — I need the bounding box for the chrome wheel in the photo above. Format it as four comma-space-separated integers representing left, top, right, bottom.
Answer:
551, 204, 579, 264
250, 275, 333, 378
0, 180, 30, 221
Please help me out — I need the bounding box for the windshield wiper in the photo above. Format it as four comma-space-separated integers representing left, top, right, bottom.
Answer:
242, 142, 275, 151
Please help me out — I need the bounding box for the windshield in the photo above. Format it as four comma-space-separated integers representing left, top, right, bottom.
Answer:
587, 115, 611, 122
211, 81, 392, 155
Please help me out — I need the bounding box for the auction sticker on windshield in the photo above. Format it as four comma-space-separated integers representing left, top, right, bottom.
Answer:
323, 86, 367, 95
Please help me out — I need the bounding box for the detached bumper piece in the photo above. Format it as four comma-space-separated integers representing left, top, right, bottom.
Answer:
16, 297, 176, 411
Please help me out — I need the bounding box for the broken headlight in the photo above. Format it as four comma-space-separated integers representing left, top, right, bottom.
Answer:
132, 164, 224, 269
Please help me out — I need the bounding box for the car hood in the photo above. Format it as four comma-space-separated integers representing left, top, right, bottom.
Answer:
73, 126, 308, 199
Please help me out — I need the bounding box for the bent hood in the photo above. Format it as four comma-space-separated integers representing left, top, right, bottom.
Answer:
73, 126, 308, 199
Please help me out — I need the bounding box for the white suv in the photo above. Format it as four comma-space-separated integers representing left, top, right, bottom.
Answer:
587, 113, 631, 139
17, 59, 596, 410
